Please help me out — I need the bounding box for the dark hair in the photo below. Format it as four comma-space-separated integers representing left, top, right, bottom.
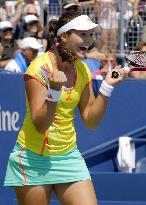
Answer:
45, 19, 58, 51
47, 10, 81, 63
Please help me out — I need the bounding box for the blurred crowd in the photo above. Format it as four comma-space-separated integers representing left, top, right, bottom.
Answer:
0, 0, 146, 80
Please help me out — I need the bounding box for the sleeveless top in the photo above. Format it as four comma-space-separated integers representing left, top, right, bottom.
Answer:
17, 52, 92, 156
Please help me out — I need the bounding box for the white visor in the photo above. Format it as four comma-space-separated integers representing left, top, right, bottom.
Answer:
57, 15, 99, 36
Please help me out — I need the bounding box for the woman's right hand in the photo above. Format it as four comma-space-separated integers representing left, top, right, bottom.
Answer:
48, 69, 67, 90
41, 63, 67, 91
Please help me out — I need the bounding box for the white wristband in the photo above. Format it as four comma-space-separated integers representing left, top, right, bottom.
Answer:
46, 87, 61, 102
99, 80, 114, 97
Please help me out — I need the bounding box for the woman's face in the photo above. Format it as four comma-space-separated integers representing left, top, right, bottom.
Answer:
63, 29, 94, 58
27, 21, 38, 34
141, 46, 146, 52
23, 48, 38, 62
0, 28, 13, 40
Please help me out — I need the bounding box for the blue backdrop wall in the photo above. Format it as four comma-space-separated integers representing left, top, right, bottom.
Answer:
1, 72, 146, 204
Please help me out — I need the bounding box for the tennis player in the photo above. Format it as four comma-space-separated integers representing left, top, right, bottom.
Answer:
4, 11, 127, 205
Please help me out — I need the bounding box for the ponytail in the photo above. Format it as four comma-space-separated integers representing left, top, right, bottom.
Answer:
46, 11, 81, 62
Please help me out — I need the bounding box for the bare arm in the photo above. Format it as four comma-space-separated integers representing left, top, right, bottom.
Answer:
25, 66, 67, 133
78, 81, 108, 129
25, 77, 58, 133
10, 2, 24, 27
78, 67, 127, 129
0, 59, 12, 68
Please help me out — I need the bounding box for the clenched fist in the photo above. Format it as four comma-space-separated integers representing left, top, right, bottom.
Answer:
40, 64, 67, 91
48, 70, 67, 90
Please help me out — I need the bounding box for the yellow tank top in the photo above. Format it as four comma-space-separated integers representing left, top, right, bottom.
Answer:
17, 52, 92, 156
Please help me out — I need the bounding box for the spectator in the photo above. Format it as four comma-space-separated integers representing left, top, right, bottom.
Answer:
138, 0, 146, 23
0, 4, 7, 21
0, 1, 24, 27
15, 3, 43, 39
138, 0, 146, 43
19, 14, 47, 53
97, 0, 120, 50
125, 0, 143, 50
62, 0, 81, 14
128, 42, 146, 79
22, 14, 40, 38
23, 0, 41, 17
23, 2, 45, 37
142, 25, 146, 43
124, 0, 135, 21
4, 37, 42, 73
10, 1, 24, 28
0, 21, 18, 68
100, 49, 118, 79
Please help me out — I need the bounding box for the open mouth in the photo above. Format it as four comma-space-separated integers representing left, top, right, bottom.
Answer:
78, 46, 89, 54
79, 46, 89, 51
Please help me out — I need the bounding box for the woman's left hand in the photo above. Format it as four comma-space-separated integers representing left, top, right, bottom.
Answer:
105, 66, 128, 86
